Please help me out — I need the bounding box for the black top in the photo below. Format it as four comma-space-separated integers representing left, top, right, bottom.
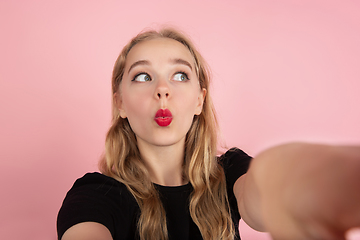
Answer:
57, 148, 252, 240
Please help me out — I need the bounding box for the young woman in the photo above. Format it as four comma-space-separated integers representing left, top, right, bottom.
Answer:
57, 28, 360, 240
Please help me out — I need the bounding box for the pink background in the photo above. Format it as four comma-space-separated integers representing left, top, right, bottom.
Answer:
1, 0, 359, 239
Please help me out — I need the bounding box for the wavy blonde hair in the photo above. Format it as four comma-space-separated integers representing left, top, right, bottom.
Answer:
99, 28, 234, 240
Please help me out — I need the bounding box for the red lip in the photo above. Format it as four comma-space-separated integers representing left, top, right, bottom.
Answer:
155, 109, 173, 127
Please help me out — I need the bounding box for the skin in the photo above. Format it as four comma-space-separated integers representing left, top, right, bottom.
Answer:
61, 222, 112, 240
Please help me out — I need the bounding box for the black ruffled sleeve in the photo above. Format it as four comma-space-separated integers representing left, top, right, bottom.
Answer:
218, 147, 252, 239
219, 147, 252, 191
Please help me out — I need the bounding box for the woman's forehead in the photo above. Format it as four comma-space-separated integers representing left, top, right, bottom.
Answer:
125, 38, 195, 67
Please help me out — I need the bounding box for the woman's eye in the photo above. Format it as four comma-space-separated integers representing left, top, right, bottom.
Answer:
173, 72, 189, 81
132, 73, 151, 82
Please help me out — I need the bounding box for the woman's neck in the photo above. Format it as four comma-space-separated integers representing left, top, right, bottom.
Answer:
137, 139, 187, 186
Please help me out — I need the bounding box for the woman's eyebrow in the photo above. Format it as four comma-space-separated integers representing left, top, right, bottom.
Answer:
127, 58, 193, 73
170, 58, 193, 70
128, 60, 150, 74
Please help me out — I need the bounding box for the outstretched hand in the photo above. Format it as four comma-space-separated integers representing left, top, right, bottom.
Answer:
253, 143, 360, 240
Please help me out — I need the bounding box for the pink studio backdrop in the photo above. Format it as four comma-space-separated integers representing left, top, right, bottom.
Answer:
1, 1, 359, 239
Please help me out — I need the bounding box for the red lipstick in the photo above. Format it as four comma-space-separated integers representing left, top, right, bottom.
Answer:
155, 109, 173, 127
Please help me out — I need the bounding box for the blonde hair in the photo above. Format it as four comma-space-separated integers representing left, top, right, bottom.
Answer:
99, 28, 234, 240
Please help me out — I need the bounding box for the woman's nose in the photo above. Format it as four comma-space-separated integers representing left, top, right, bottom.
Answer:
156, 91, 169, 99
155, 78, 170, 99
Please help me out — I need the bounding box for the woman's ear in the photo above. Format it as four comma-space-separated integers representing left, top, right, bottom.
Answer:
195, 88, 206, 115
114, 92, 127, 118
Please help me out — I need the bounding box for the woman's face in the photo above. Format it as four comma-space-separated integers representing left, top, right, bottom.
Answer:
117, 38, 206, 149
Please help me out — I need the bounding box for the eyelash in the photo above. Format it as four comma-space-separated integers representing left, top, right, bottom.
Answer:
175, 71, 190, 81
131, 72, 151, 82
131, 71, 190, 82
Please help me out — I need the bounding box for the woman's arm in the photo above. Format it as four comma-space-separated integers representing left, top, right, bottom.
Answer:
61, 222, 113, 240
234, 142, 360, 239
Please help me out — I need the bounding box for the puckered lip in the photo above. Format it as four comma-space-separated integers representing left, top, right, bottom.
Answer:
155, 109, 172, 118
154, 109, 173, 127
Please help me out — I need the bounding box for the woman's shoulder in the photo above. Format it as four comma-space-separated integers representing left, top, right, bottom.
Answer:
71, 172, 122, 188
218, 147, 252, 167
66, 172, 134, 202
58, 172, 139, 240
